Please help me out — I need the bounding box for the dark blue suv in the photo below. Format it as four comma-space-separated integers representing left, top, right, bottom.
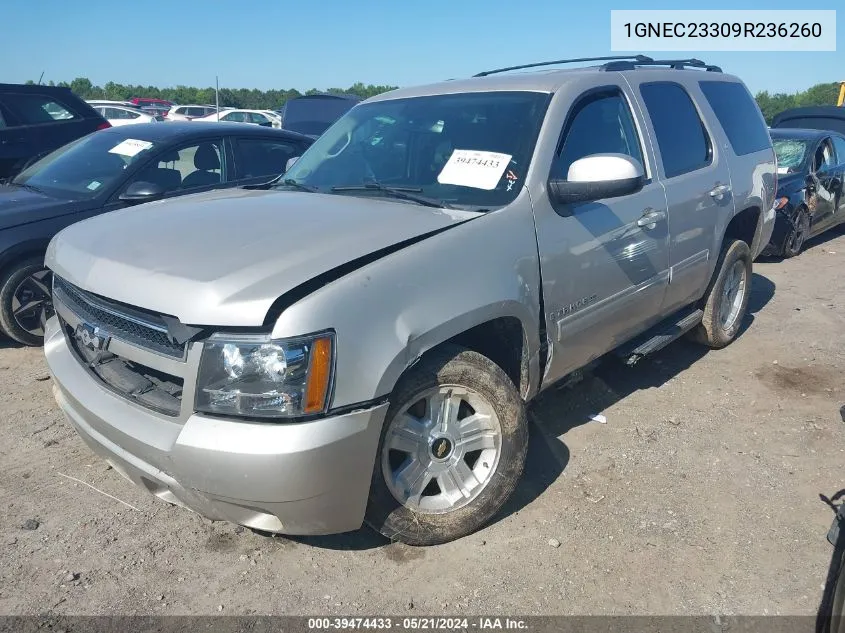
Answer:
0, 83, 110, 181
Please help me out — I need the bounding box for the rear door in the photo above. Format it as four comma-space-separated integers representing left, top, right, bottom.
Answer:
628, 78, 734, 314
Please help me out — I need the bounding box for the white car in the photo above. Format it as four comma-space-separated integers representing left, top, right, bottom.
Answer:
91, 104, 161, 126
195, 109, 281, 128
86, 99, 137, 108
166, 105, 219, 121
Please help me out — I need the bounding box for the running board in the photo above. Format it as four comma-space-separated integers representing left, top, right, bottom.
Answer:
616, 308, 704, 366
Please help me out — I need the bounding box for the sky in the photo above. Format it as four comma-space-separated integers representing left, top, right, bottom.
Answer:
1, 0, 842, 96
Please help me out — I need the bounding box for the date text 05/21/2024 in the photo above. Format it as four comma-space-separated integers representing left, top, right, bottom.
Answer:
307, 617, 528, 630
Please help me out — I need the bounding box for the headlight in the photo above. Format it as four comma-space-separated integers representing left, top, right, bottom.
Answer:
195, 331, 334, 419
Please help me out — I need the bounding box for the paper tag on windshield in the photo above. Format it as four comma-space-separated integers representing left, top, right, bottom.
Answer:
108, 139, 153, 158
437, 149, 511, 190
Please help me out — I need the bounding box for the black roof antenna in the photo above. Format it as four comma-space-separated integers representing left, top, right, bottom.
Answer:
474, 55, 653, 77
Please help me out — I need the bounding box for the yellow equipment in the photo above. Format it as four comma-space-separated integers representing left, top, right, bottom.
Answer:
839, 82, 845, 107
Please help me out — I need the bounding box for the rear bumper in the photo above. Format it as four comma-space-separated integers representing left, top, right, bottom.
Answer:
44, 316, 388, 535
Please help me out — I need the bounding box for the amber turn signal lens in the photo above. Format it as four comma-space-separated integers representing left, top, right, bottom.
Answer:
775, 197, 789, 210
304, 336, 332, 413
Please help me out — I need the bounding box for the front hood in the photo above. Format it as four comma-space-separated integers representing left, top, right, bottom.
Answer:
46, 188, 477, 326
0, 186, 79, 230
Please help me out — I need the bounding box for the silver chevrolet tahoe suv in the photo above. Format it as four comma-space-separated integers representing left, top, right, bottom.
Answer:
43, 56, 776, 545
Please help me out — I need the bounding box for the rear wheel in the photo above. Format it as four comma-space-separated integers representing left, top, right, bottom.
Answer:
691, 239, 752, 349
0, 257, 52, 346
782, 206, 810, 258
365, 345, 528, 545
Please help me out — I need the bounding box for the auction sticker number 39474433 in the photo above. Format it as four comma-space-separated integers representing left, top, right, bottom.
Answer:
437, 149, 512, 190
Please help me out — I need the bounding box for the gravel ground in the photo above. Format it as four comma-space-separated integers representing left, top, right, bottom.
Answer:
0, 232, 843, 616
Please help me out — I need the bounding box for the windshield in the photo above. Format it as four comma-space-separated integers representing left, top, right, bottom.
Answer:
12, 133, 156, 198
773, 138, 811, 174
283, 91, 551, 209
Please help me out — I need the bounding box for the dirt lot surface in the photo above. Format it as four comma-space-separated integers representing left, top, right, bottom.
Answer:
1, 233, 843, 617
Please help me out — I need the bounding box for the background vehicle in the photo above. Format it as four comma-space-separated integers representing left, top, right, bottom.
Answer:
277, 93, 361, 137
195, 109, 281, 128
86, 99, 137, 108
166, 105, 219, 121
0, 83, 110, 181
91, 104, 163, 126
763, 128, 845, 257
130, 97, 173, 112
772, 106, 845, 135
43, 56, 775, 546
0, 122, 312, 345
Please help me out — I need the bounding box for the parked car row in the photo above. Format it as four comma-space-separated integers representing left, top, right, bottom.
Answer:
0, 122, 313, 344
4, 57, 845, 548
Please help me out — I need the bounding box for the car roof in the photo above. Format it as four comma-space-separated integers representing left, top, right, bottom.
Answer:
0, 82, 76, 95
93, 121, 314, 143
769, 128, 832, 141
365, 65, 743, 103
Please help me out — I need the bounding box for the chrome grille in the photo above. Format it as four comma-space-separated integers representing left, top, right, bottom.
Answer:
53, 277, 186, 359
61, 315, 184, 417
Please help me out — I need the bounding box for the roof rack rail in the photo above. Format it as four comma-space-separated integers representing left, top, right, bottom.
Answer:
473, 55, 654, 77
602, 58, 722, 72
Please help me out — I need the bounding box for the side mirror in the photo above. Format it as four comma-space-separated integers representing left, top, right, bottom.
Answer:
285, 156, 300, 171
549, 154, 645, 207
119, 181, 165, 203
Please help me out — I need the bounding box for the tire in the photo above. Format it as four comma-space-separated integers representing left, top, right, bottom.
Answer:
691, 239, 752, 349
782, 205, 811, 258
0, 256, 53, 347
364, 345, 528, 546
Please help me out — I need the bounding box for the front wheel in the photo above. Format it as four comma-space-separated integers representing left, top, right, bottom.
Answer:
691, 239, 752, 349
0, 257, 53, 346
365, 345, 528, 545
782, 206, 810, 258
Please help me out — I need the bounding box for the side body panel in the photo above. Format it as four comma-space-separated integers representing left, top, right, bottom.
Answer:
269, 191, 543, 408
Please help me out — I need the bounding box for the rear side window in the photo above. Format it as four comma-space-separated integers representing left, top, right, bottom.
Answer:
234, 138, 304, 179
2, 93, 79, 125
699, 81, 770, 156
640, 82, 711, 178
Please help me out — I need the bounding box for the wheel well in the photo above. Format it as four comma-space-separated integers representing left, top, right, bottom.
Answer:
0, 249, 47, 283
431, 317, 529, 399
724, 206, 760, 250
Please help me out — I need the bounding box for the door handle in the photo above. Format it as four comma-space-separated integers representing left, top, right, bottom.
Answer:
709, 184, 731, 198
636, 209, 666, 228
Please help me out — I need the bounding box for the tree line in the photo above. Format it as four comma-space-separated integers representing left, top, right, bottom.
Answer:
27, 77, 842, 121
25, 77, 398, 110
754, 82, 841, 123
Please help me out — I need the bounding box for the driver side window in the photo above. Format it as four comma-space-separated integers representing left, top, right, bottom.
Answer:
552, 90, 644, 180
815, 140, 835, 172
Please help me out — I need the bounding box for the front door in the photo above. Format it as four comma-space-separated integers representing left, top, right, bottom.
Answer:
533, 85, 670, 385
810, 136, 839, 233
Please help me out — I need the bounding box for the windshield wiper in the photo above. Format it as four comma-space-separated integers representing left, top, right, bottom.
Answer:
274, 178, 320, 193
10, 182, 46, 195
331, 182, 455, 209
